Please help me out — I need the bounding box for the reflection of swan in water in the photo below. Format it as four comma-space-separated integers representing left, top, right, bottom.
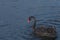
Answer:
27, 16, 57, 38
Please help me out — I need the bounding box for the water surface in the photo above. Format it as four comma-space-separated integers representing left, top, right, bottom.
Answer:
0, 0, 60, 40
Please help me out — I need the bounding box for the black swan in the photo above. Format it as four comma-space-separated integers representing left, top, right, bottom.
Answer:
28, 16, 57, 38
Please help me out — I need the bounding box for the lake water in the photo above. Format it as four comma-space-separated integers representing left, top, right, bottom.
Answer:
0, 0, 60, 40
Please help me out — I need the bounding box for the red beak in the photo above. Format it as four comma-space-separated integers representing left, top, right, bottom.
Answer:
27, 19, 30, 23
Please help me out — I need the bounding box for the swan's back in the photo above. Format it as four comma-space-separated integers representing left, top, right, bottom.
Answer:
34, 25, 57, 38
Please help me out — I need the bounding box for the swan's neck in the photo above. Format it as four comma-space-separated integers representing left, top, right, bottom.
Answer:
32, 19, 36, 30
30, 16, 36, 31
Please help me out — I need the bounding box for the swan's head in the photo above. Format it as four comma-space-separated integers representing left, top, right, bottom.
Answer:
28, 16, 35, 23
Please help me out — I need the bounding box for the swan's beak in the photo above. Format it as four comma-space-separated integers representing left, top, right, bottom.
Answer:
27, 19, 30, 23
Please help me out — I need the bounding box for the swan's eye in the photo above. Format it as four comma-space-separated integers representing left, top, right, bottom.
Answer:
28, 17, 31, 21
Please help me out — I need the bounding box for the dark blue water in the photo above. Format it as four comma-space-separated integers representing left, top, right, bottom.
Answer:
0, 0, 60, 40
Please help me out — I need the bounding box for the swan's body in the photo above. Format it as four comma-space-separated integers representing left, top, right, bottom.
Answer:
28, 16, 57, 38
